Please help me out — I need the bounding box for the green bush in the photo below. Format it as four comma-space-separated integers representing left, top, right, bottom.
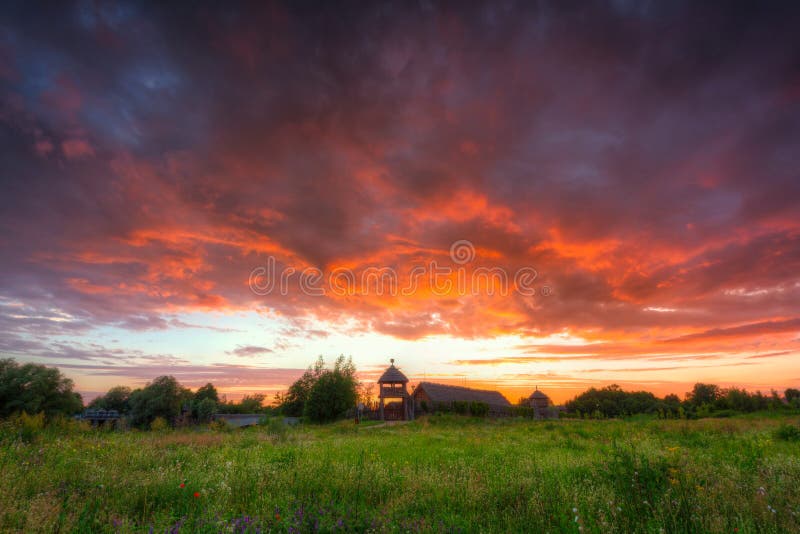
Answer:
774, 423, 800, 441
13, 411, 45, 442
209, 418, 233, 432
150, 417, 169, 432
468, 401, 489, 417
264, 417, 288, 441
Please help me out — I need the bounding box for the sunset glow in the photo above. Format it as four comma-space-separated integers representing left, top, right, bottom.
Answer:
2, 2, 799, 404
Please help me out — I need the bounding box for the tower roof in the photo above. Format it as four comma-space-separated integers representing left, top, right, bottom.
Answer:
530, 388, 549, 400
378, 359, 408, 383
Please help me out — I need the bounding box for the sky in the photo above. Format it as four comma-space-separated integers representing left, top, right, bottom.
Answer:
1, 1, 799, 404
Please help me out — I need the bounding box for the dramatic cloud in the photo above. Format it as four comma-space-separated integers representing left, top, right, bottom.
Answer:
1, 2, 799, 399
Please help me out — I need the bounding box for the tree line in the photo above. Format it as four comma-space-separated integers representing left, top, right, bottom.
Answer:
0, 355, 363, 427
3, 357, 799, 426
565, 383, 800, 419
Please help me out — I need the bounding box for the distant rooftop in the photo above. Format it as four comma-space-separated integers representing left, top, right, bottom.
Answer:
414, 381, 511, 407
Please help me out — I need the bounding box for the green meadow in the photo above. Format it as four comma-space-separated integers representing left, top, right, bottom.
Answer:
1, 415, 799, 533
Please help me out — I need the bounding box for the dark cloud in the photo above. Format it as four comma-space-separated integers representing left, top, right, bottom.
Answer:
0, 1, 799, 377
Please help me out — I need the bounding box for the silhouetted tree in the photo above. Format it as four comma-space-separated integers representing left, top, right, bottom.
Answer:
686, 383, 720, 407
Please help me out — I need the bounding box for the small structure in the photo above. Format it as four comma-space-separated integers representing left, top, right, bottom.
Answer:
378, 359, 413, 421
79, 409, 121, 426
527, 387, 554, 419
413, 382, 512, 416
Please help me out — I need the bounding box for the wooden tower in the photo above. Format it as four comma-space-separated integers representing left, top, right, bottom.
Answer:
377, 359, 413, 421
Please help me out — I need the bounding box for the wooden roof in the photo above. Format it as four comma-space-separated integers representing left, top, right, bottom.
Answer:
414, 381, 511, 407
378, 363, 409, 383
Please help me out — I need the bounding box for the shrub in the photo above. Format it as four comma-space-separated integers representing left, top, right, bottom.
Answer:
210, 418, 233, 432
451, 401, 468, 415
774, 423, 800, 441
150, 417, 170, 432
468, 401, 489, 417
13, 411, 45, 442
263, 417, 288, 440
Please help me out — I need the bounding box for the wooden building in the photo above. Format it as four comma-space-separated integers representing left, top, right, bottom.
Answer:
412, 381, 512, 416
527, 387, 555, 419
378, 359, 413, 420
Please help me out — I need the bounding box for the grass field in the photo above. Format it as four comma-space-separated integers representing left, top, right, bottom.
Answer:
1, 415, 799, 533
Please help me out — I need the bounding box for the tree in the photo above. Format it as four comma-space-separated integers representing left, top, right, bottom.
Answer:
89, 386, 132, 413
279, 356, 326, 416
239, 394, 266, 413
786, 388, 800, 404
565, 384, 660, 418
303, 356, 358, 423
0, 358, 83, 418
195, 398, 217, 423
128, 376, 192, 428
194, 383, 219, 403
686, 383, 719, 407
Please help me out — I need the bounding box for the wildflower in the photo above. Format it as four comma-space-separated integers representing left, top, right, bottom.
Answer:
572, 507, 578, 513
193, 491, 200, 498
179, 483, 185, 489
275, 514, 280, 521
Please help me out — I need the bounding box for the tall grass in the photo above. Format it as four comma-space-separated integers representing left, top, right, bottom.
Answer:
0, 415, 799, 532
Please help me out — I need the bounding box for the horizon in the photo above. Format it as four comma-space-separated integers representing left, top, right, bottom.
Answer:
2, 2, 800, 407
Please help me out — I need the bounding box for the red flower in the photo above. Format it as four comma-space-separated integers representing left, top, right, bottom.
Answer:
179, 483, 185, 488
275, 514, 280, 521
193, 492, 200, 498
